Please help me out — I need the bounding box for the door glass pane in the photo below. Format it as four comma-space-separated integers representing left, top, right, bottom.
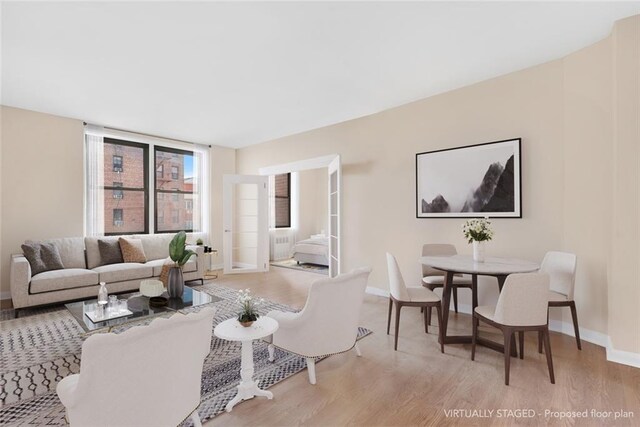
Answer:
231, 182, 259, 270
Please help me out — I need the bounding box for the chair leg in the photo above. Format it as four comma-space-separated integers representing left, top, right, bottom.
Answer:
471, 315, 478, 361
453, 287, 459, 313
504, 329, 512, 385
518, 331, 524, 360
426, 306, 432, 326
423, 304, 429, 334
543, 329, 555, 384
538, 331, 543, 354
191, 411, 203, 427
306, 358, 317, 385
394, 302, 402, 351
354, 342, 362, 357
569, 301, 582, 350
268, 344, 275, 362
386, 298, 393, 335
436, 304, 444, 354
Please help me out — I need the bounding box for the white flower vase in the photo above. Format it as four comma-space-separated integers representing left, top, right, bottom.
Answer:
473, 241, 486, 263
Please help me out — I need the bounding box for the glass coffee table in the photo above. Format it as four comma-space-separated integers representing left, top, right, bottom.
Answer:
66, 286, 218, 333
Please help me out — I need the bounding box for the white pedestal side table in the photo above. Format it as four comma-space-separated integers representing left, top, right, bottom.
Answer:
214, 316, 279, 412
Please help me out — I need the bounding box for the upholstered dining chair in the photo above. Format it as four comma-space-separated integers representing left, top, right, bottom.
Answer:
56, 308, 215, 427
386, 252, 444, 353
266, 267, 372, 385
471, 273, 554, 386
538, 251, 580, 352
422, 244, 472, 322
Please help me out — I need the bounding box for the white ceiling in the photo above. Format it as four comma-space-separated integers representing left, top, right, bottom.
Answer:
3, 2, 640, 148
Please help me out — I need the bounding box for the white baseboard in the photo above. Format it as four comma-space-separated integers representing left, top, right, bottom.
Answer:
606, 338, 640, 368
364, 287, 640, 369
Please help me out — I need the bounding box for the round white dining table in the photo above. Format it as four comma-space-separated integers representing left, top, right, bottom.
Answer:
419, 254, 539, 355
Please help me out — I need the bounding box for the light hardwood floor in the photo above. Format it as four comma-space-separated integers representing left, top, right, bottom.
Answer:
205, 267, 640, 427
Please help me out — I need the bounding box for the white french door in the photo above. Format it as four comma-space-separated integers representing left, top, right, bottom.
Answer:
328, 156, 341, 277
223, 174, 269, 274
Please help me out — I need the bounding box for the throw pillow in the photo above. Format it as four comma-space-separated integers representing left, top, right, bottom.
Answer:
159, 257, 174, 286
118, 238, 147, 263
98, 239, 124, 266
21, 242, 65, 276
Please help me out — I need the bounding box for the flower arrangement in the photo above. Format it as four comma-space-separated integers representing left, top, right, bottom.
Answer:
237, 289, 264, 326
462, 218, 494, 243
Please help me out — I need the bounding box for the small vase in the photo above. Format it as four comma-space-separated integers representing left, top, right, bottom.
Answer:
473, 241, 486, 263
167, 267, 184, 298
239, 321, 254, 328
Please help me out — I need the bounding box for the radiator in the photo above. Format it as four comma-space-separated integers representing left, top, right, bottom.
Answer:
270, 232, 295, 261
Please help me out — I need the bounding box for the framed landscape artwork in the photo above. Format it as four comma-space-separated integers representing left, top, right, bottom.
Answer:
416, 138, 522, 218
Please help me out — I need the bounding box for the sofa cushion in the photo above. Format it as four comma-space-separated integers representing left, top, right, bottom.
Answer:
134, 234, 173, 261
27, 237, 86, 269
85, 236, 119, 269
146, 258, 196, 276
119, 238, 147, 263
21, 242, 65, 275
30, 268, 99, 294
92, 263, 153, 283
98, 239, 124, 266
146, 258, 170, 276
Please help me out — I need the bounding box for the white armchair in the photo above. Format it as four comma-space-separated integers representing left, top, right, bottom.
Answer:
56, 308, 215, 427
266, 267, 372, 385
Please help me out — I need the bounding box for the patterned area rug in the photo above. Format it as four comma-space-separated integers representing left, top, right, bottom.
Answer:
0, 284, 371, 426
271, 258, 329, 275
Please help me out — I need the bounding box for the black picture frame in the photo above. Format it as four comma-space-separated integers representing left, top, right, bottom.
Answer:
415, 138, 522, 218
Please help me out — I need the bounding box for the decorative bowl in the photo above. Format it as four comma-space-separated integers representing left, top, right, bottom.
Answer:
140, 279, 165, 297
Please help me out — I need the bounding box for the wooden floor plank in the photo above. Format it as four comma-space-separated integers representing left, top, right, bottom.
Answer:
204, 267, 640, 426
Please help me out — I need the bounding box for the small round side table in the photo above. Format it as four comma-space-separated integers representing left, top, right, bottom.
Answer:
213, 316, 279, 412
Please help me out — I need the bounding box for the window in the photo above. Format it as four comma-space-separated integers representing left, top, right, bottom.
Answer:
155, 146, 198, 233
112, 182, 123, 199
103, 139, 148, 235
86, 132, 206, 236
113, 155, 123, 172
113, 209, 123, 226
274, 173, 291, 228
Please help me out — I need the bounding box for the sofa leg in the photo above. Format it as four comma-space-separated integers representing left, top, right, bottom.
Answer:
306, 358, 317, 384
14, 308, 20, 319
268, 344, 275, 362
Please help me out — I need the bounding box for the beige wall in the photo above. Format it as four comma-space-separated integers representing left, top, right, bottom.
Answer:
236, 18, 640, 355
210, 145, 235, 267
0, 106, 85, 297
0, 107, 235, 297
610, 16, 640, 354
297, 168, 328, 240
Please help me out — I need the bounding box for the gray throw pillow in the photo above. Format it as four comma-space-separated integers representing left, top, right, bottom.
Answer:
98, 239, 124, 266
21, 242, 65, 276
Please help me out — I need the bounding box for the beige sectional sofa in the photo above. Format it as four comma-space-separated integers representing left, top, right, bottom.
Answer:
10, 233, 206, 312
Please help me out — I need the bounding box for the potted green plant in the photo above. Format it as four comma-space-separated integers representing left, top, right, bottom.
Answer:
168, 231, 197, 298
237, 289, 264, 327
